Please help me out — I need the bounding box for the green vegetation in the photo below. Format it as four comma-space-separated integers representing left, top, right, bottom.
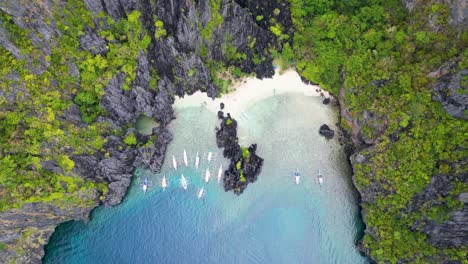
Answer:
236, 161, 242, 170
124, 132, 137, 146
154, 18, 167, 39
0, 1, 151, 212
241, 147, 250, 160
239, 170, 246, 182
288, 0, 467, 262
200, 0, 224, 42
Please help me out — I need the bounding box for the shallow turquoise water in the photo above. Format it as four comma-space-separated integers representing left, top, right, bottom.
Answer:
44, 94, 369, 264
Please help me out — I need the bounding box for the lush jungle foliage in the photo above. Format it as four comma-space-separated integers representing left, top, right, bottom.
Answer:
287, 0, 467, 262
0, 1, 150, 211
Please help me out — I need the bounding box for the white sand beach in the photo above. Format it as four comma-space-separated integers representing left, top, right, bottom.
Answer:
173, 69, 330, 116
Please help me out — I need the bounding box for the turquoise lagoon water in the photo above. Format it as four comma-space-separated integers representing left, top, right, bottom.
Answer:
44, 94, 369, 264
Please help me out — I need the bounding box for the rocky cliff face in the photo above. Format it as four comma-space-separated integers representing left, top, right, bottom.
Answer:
340, 1, 468, 260
0, 0, 288, 263
403, 0, 468, 29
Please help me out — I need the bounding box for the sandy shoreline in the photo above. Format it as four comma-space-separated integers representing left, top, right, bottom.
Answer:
173, 69, 329, 116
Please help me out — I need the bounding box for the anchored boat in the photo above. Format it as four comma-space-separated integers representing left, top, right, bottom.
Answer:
183, 149, 188, 167
294, 169, 301, 184
161, 175, 168, 190
195, 151, 200, 170
317, 169, 324, 186
217, 164, 223, 183
197, 187, 205, 199
207, 152, 212, 162
180, 174, 188, 190
205, 168, 211, 183
172, 155, 177, 170
140, 177, 152, 193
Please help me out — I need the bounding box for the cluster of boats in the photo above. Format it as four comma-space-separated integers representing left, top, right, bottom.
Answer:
141, 150, 326, 197
141, 149, 224, 199
292, 169, 324, 186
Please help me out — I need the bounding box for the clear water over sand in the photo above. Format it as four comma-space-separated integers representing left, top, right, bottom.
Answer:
44, 93, 368, 264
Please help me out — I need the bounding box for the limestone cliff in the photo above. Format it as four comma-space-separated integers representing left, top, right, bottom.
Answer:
0, 0, 288, 262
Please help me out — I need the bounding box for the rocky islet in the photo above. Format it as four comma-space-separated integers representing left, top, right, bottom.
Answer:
216, 110, 264, 194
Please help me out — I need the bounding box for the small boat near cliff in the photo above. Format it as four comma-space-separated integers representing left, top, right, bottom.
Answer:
207, 152, 212, 162
180, 174, 188, 190
161, 175, 168, 190
195, 151, 200, 170
217, 164, 223, 183
140, 177, 152, 193
205, 168, 211, 183
183, 149, 188, 167
294, 169, 300, 184
173, 155, 177, 170
317, 169, 324, 186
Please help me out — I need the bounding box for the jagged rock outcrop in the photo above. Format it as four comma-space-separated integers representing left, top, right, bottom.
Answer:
407, 173, 468, 249
403, 0, 468, 28
0, 191, 99, 264
433, 67, 468, 120
216, 110, 264, 194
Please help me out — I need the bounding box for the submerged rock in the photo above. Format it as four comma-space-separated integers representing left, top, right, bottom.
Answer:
319, 124, 335, 139
216, 110, 263, 194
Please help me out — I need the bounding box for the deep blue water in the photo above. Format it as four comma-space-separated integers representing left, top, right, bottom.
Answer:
44, 94, 369, 264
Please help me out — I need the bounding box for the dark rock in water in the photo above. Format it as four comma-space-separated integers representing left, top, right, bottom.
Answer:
220, 102, 224, 109
319, 124, 335, 139
216, 111, 263, 194
322, 98, 331, 105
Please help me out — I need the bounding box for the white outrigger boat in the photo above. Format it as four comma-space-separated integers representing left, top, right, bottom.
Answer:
293, 169, 300, 184
140, 177, 152, 193
205, 168, 211, 183
207, 152, 212, 162
317, 169, 324, 186
217, 164, 223, 183
161, 175, 168, 190
195, 151, 200, 170
183, 149, 188, 167
172, 155, 177, 170
197, 187, 205, 199
180, 174, 188, 190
